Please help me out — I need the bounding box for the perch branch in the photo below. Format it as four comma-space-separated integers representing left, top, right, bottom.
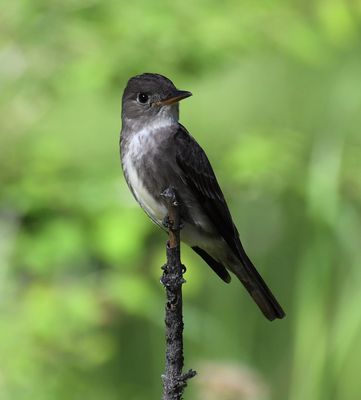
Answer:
160, 186, 196, 400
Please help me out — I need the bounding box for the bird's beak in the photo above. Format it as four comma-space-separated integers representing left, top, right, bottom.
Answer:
159, 90, 192, 105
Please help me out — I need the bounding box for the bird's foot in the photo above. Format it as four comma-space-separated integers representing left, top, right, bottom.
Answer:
160, 186, 179, 207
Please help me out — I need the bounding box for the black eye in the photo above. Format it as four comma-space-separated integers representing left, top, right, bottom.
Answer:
137, 93, 149, 103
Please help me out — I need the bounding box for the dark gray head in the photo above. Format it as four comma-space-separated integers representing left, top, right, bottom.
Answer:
121, 73, 192, 128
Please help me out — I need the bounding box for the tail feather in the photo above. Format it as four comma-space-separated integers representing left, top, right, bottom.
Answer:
233, 250, 285, 321
191, 245, 285, 321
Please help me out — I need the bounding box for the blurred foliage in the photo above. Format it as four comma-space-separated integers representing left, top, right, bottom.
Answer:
1, 0, 361, 399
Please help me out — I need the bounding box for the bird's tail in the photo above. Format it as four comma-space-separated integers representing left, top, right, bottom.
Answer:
232, 250, 285, 321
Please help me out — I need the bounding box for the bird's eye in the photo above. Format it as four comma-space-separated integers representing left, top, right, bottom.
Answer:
137, 93, 149, 104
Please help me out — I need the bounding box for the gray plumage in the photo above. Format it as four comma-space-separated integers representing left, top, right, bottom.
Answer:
120, 73, 285, 321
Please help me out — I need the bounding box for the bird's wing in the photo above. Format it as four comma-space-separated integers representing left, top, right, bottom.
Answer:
175, 124, 241, 258
175, 125, 285, 320
192, 246, 231, 283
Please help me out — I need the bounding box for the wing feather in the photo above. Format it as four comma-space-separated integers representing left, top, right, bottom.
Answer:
175, 125, 240, 257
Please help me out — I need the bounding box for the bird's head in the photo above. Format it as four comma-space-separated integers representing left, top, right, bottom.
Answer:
121, 73, 192, 128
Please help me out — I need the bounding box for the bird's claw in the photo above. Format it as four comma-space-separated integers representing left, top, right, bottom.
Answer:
160, 187, 178, 206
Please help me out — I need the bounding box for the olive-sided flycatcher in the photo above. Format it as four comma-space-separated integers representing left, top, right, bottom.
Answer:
120, 73, 285, 321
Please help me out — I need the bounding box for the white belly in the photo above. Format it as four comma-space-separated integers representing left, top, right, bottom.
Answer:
123, 152, 227, 262
124, 156, 167, 225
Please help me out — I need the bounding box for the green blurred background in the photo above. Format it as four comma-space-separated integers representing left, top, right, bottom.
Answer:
1, 1, 361, 399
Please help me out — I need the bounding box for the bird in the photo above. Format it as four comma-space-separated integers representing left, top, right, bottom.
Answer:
120, 73, 285, 321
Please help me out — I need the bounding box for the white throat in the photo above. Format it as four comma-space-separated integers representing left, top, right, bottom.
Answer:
123, 105, 179, 133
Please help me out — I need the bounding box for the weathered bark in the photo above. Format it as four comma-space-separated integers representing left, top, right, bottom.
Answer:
160, 187, 196, 400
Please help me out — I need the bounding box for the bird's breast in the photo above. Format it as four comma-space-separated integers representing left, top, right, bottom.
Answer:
122, 128, 168, 225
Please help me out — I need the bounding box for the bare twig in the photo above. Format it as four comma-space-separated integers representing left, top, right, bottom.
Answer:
160, 186, 196, 400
